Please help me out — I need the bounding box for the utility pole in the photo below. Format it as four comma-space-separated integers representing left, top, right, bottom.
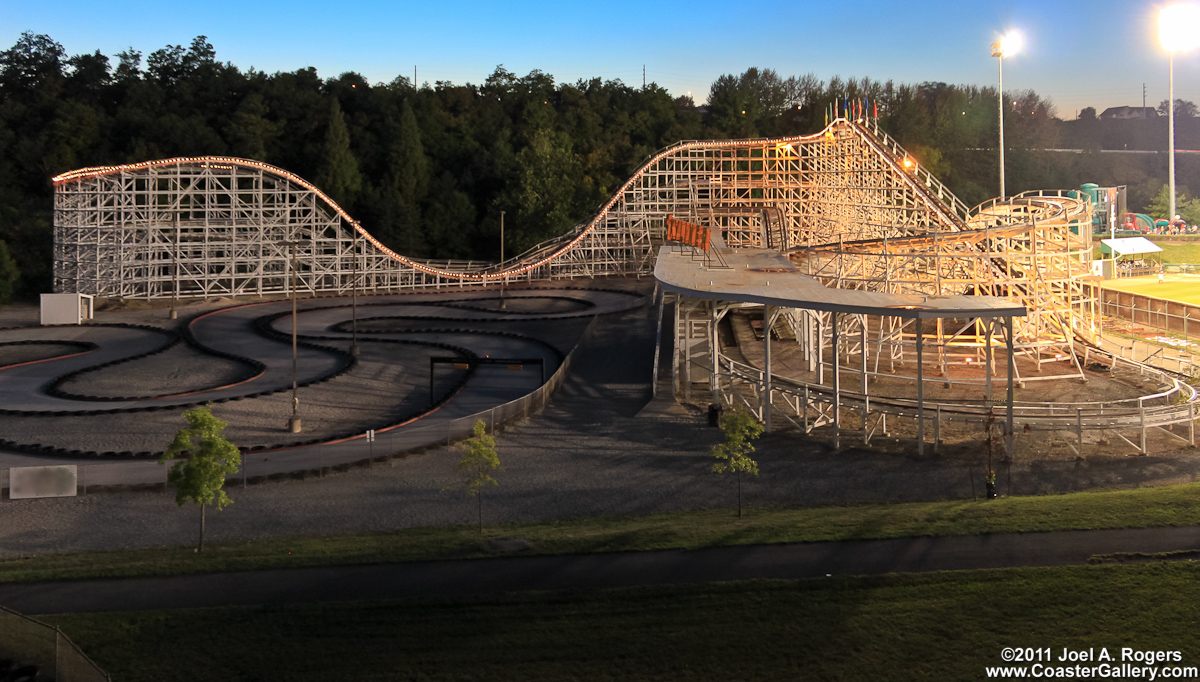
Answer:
499, 210, 506, 310
350, 229, 359, 356
1144, 83, 1148, 116
643, 65, 646, 90
170, 217, 179, 320
289, 240, 302, 433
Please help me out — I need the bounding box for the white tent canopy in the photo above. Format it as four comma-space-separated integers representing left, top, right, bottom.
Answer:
1100, 237, 1163, 258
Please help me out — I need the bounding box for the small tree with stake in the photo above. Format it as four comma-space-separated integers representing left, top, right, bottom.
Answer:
458, 419, 502, 532
159, 405, 241, 552
710, 407, 764, 517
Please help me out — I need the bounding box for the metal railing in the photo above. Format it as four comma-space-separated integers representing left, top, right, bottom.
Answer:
0, 606, 109, 682
711, 348, 1198, 455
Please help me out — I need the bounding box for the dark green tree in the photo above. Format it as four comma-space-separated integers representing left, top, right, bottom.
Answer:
508, 128, 583, 251
315, 98, 362, 209
1158, 99, 1198, 118
1146, 183, 1200, 223
0, 240, 18, 305
374, 99, 429, 255
225, 92, 280, 160
0, 32, 66, 98
159, 405, 241, 552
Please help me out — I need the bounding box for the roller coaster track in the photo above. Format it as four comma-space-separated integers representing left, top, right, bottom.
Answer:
53, 117, 1092, 359
47, 118, 1025, 289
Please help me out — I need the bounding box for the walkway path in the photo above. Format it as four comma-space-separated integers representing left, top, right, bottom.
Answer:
3, 524, 1199, 614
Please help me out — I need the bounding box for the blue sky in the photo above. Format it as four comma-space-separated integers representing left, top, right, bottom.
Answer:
3, 0, 1199, 118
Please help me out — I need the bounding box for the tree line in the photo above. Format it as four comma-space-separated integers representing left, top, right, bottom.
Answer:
1, 31, 1196, 302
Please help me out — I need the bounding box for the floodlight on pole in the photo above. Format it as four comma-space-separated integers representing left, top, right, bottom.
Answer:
991, 31, 1021, 201
1159, 5, 1200, 223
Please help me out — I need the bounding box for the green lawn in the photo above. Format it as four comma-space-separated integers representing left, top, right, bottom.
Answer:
1097, 277, 1200, 304
1093, 239, 1200, 264
8, 481, 1200, 585
45, 562, 1200, 682
1157, 241, 1200, 264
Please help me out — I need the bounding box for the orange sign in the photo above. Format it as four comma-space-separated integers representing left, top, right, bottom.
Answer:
664, 215, 711, 252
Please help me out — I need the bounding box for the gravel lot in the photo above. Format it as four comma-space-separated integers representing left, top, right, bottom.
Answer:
3, 279, 1200, 558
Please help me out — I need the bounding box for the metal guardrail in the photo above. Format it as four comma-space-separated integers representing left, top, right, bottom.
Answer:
0, 606, 110, 682
713, 350, 1198, 454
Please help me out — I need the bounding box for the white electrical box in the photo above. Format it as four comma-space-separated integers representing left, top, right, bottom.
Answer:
40, 293, 94, 325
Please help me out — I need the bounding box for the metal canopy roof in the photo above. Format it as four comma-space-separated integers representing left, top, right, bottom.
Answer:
654, 247, 1027, 320
1100, 237, 1163, 257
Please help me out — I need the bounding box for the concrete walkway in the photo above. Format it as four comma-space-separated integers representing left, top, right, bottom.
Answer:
3, 524, 1199, 614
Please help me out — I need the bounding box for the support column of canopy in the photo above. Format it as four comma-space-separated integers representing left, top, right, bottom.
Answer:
985, 319, 994, 403
711, 301, 732, 407
762, 305, 782, 431
860, 314, 869, 443
916, 316, 924, 457
652, 283, 664, 398
672, 293, 681, 399
833, 312, 841, 450
684, 301, 693, 404
1005, 315, 1016, 460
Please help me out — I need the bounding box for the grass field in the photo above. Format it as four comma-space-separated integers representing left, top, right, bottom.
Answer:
1093, 238, 1200, 305
1096, 274, 1200, 305
8, 482, 1200, 585
1156, 242, 1200, 264
43, 563, 1200, 681
1094, 241, 1200, 265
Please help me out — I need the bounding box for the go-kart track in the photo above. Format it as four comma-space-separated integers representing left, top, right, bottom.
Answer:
0, 286, 645, 486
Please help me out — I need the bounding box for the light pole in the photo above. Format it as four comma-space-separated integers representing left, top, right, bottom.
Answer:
499, 208, 504, 309
350, 228, 359, 357
1159, 6, 1200, 223
289, 240, 301, 433
991, 32, 1021, 201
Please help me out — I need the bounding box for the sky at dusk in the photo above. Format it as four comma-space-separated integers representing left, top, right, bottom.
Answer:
4, 0, 1200, 119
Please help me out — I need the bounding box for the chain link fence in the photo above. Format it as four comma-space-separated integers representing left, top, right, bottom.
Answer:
0, 606, 109, 682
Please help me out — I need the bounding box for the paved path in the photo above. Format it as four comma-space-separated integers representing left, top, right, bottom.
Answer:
3, 524, 1199, 614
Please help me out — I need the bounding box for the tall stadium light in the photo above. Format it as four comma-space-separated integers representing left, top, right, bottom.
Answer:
1160, 6, 1200, 223
991, 32, 1022, 201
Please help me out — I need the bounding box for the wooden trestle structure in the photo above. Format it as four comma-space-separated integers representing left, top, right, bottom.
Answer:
51, 117, 1198, 454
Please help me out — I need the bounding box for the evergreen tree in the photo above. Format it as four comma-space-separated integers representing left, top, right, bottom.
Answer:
0, 240, 18, 305
225, 92, 280, 161
392, 99, 428, 202
315, 98, 362, 210
1146, 183, 1200, 223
